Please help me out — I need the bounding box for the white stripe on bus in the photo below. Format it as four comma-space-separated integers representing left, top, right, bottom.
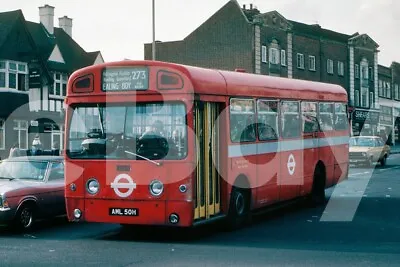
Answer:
228, 136, 349, 158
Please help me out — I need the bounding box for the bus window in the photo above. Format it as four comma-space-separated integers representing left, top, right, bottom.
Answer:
334, 103, 348, 131
230, 98, 256, 143
301, 102, 319, 133
257, 99, 278, 140
319, 102, 334, 132
281, 101, 300, 138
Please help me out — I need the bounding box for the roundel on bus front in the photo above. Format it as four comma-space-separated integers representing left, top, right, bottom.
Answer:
111, 173, 137, 198
287, 154, 296, 175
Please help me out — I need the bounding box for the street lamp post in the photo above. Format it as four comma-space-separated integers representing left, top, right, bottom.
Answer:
152, 0, 156, 60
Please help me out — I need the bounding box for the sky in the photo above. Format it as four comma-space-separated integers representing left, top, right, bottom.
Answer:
3, 0, 399, 66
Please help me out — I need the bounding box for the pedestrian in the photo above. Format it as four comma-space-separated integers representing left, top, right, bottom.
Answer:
9, 142, 20, 158
31, 135, 42, 156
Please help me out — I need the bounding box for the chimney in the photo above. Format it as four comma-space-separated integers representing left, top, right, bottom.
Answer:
59, 16, 73, 37
39, 4, 55, 34
250, 4, 253, 9
243, 4, 246, 9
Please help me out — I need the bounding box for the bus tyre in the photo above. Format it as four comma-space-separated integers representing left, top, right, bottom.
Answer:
309, 166, 326, 207
14, 203, 36, 231
226, 187, 250, 230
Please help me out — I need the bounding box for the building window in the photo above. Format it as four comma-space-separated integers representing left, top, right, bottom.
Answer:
0, 119, 4, 150
385, 82, 391, 98
0, 60, 28, 91
395, 84, 400, 100
369, 92, 374, 108
379, 80, 384, 96
261, 46, 267, 63
361, 66, 368, 80
309, 56, 316, 71
368, 67, 373, 80
49, 72, 68, 97
355, 64, 359, 78
269, 48, 280, 65
355, 90, 360, 107
281, 50, 286, 66
338, 61, 344, 76
327, 59, 334, 74
297, 53, 304, 69
361, 88, 368, 108
13, 120, 28, 149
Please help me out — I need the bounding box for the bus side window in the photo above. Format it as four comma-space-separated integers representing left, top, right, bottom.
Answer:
257, 99, 279, 140
281, 101, 300, 138
301, 102, 319, 133
230, 98, 256, 143
319, 102, 334, 132
334, 103, 348, 131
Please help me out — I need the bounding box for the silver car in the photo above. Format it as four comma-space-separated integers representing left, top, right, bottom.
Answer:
0, 156, 65, 231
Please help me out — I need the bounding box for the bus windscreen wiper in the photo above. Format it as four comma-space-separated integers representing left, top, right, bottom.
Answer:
124, 150, 161, 166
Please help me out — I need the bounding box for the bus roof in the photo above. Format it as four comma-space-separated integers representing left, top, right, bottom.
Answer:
70, 60, 348, 102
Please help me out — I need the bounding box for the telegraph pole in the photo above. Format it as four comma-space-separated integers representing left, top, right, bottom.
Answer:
152, 0, 156, 60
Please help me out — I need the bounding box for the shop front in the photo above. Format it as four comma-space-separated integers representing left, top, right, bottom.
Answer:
394, 108, 400, 145
351, 109, 380, 136
379, 105, 393, 145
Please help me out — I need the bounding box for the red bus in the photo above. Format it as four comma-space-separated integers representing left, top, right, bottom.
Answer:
64, 60, 349, 229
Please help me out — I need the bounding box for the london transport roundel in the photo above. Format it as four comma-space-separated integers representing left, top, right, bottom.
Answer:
110, 173, 137, 198
287, 154, 296, 175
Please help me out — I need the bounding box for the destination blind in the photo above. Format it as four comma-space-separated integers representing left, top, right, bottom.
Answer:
102, 67, 149, 91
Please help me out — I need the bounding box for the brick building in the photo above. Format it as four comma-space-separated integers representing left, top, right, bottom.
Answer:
144, 0, 381, 136
378, 62, 400, 145
0, 4, 104, 159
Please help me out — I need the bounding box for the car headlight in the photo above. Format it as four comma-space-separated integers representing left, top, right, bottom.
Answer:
149, 180, 164, 196
0, 194, 9, 210
362, 152, 367, 157
86, 178, 100, 195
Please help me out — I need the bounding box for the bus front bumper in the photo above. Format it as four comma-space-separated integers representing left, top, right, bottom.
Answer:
66, 198, 193, 227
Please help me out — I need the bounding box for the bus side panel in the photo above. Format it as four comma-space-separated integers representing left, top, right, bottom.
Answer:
279, 143, 302, 201
318, 131, 335, 188
301, 136, 320, 196
229, 153, 258, 208
333, 130, 350, 185
255, 142, 279, 208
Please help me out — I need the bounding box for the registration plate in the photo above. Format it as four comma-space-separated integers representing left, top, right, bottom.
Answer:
109, 208, 138, 216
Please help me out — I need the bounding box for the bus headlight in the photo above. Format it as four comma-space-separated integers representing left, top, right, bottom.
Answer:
149, 180, 164, 196
86, 178, 100, 195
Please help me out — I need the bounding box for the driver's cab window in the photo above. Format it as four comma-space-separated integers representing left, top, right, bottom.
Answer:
48, 162, 64, 181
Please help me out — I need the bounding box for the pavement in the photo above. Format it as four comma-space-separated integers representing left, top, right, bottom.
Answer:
390, 145, 400, 154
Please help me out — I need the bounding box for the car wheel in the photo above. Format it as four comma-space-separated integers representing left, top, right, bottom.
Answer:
380, 155, 387, 166
15, 204, 35, 231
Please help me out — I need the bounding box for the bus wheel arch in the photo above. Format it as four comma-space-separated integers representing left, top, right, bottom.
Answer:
309, 161, 326, 206
226, 174, 252, 230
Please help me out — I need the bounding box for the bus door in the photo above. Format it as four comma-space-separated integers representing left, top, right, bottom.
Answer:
300, 102, 320, 196
193, 101, 221, 221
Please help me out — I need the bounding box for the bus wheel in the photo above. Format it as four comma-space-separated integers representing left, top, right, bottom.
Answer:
226, 186, 250, 230
309, 165, 326, 207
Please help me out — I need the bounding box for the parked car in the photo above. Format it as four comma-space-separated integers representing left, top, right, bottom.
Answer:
349, 136, 391, 166
0, 156, 65, 231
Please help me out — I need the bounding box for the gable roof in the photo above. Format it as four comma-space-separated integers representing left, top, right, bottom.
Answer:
0, 8, 100, 75
25, 21, 95, 72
